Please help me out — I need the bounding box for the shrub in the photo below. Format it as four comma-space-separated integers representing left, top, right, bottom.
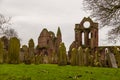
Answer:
77, 47, 84, 66
58, 42, 67, 66
71, 48, 77, 66
28, 39, 35, 63
84, 48, 90, 66
0, 39, 4, 63
8, 37, 20, 64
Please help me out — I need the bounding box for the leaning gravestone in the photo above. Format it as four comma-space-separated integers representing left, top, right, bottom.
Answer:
108, 53, 118, 68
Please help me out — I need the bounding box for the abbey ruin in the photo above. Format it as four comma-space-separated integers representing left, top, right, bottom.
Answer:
0, 17, 120, 68
36, 27, 62, 63
68, 17, 120, 68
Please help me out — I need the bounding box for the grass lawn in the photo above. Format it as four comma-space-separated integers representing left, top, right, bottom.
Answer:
0, 64, 120, 80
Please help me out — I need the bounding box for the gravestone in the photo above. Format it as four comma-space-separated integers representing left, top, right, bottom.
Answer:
113, 47, 120, 67
108, 53, 118, 68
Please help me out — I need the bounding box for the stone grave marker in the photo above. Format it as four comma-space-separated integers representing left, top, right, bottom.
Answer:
108, 53, 118, 68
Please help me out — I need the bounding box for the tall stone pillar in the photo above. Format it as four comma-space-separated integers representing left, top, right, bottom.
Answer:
79, 31, 82, 46
84, 31, 89, 47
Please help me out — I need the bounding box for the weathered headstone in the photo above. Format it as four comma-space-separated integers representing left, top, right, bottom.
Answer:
108, 53, 118, 68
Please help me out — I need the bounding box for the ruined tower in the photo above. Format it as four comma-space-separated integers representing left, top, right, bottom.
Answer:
75, 17, 98, 48
38, 28, 62, 56
69, 17, 98, 50
37, 28, 55, 56
68, 17, 98, 60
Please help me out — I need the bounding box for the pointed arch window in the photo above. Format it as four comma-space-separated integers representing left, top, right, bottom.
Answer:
89, 32, 91, 39
82, 32, 84, 45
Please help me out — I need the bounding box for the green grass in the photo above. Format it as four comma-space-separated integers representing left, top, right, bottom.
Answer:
0, 64, 120, 80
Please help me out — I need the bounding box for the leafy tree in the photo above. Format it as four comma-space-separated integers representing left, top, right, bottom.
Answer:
113, 47, 120, 67
71, 48, 77, 66
28, 39, 35, 63
22, 45, 29, 64
0, 39, 4, 63
34, 54, 43, 64
77, 47, 84, 66
0, 36, 9, 63
8, 37, 20, 64
94, 51, 101, 67
56, 27, 62, 54
28, 39, 35, 48
58, 42, 67, 66
28, 39, 35, 56
84, 0, 120, 42
57, 27, 61, 37
84, 48, 90, 66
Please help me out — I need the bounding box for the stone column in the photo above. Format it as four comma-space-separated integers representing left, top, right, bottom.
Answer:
79, 31, 82, 46
84, 31, 89, 47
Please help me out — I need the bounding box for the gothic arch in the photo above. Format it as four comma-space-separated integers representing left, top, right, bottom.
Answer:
89, 32, 91, 39
82, 32, 85, 45
74, 17, 98, 48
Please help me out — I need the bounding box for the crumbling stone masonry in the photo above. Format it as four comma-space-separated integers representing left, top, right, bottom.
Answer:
68, 17, 120, 68
70, 17, 98, 49
36, 27, 62, 63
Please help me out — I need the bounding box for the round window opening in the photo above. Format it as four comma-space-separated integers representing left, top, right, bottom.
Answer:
83, 21, 90, 28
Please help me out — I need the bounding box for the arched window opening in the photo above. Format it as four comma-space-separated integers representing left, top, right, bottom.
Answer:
89, 32, 91, 39
82, 32, 84, 45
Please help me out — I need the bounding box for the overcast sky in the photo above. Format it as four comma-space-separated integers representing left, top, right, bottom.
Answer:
0, 0, 112, 50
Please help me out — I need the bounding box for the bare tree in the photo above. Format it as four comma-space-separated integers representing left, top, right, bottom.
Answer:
4, 28, 18, 39
0, 13, 18, 39
83, 0, 120, 42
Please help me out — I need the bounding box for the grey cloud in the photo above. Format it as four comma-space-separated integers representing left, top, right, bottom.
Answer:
1, 0, 83, 16
1, 0, 112, 49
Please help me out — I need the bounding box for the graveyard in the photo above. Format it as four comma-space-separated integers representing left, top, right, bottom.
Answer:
0, 17, 120, 80
0, 0, 120, 80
